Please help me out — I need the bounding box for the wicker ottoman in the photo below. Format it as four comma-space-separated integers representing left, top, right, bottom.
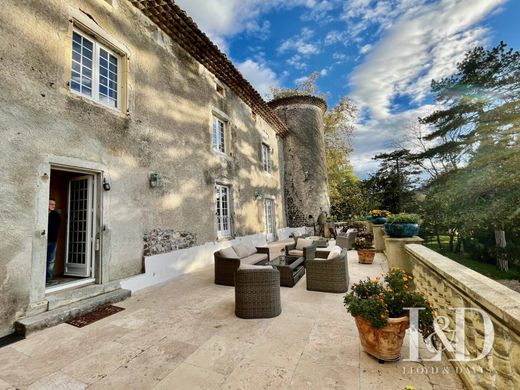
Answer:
235, 264, 281, 319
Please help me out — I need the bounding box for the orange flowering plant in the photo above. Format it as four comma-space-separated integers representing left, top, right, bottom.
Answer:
344, 268, 435, 338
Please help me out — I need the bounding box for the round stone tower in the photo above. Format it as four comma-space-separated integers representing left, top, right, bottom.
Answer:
269, 95, 330, 227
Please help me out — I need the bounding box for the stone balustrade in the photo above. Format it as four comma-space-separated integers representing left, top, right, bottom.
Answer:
406, 244, 520, 390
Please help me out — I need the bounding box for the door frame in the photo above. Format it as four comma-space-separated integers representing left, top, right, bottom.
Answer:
31, 155, 107, 305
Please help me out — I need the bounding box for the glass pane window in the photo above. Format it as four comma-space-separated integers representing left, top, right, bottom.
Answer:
262, 144, 271, 173
70, 29, 121, 109
71, 32, 93, 96
212, 116, 226, 153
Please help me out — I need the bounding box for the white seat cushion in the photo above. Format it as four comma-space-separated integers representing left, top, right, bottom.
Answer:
296, 238, 314, 250
327, 248, 342, 260
288, 249, 303, 256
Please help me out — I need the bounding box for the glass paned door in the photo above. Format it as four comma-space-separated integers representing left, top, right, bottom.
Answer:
65, 175, 95, 277
216, 184, 231, 237
264, 199, 276, 242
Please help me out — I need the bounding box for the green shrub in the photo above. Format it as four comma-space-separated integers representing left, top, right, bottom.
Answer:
387, 213, 421, 224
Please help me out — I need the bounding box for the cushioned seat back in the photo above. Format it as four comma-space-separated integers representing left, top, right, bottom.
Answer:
232, 242, 257, 258
296, 238, 314, 250
219, 246, 239, 259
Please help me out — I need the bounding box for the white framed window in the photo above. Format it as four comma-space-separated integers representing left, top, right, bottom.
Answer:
212, 116, 226, 154
215, 184, 231, 237
262, 143, 271, 173
71, 28, 121, 110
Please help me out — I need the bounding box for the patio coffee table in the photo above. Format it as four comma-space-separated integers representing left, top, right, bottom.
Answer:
266, 255, 305, 287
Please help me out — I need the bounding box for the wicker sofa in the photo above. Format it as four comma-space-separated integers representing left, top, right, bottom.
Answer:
214, 242, 270, 286
305, 247, 349, 293
284, 238, 317, 261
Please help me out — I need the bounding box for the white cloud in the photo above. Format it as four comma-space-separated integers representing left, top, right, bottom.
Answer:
359, 44, 372, 54
324, 30, 348, 45
245, 20, 271, 40
278, 27, 320, 55
347, 0, 505, 177
175, 0, 331, 51
236, 59, 280, 99
350, 0, 504, 121
287, 54, 307, 70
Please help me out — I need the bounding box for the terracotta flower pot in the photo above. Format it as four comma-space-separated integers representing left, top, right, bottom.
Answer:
354, 315, 409, 361
357, 248, 376, 264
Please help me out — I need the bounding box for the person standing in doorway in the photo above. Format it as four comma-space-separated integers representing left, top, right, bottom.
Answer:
47, 198, 61, 285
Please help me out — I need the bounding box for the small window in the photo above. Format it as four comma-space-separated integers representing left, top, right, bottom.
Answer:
262, 143, 271, 173
216, 83, 224, 96
71, 29, 122, 110
215, 184, 231, 237
212, 116, 226, 154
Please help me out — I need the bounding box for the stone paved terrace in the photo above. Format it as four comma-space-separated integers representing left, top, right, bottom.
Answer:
0, 250, 464, 389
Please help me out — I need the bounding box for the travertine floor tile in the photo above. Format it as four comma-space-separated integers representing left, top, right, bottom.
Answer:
185, 334, 253, 375
290, 358, 360, 389
152, 362, 226, 390
222, 361, 292, 390
27, 372, 87, 390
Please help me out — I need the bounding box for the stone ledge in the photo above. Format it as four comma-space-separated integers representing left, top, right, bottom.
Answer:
405, 243, 520, 331
14, 289, 131, 336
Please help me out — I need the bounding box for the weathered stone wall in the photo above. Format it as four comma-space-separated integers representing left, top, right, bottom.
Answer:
406, 244, 520, 390
143, 229, 197, 256
269, 96, 330, 227
0, 0, 285, 336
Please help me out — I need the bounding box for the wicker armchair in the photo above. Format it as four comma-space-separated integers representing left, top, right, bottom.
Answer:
284, 239, 317, 261
305, 249, 349, 293
336, 229, 357, 250
214, 246, 270, 286
235, 265, 281, 319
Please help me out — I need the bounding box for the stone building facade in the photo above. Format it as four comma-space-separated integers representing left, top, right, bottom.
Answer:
0, 0, 329, 336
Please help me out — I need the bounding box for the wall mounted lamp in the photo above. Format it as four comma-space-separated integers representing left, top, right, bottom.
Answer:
102, 177, 111, 191
149, 173, 162, 188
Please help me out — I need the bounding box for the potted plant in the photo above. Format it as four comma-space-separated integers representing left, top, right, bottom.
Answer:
384, 213, 421, 238
369, 210, 391, 224
354, 232, 375, 264
344, 268, 434, 362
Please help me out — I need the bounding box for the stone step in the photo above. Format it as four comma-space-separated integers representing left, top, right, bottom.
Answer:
15, 288, 131, 336
46, 280, 123, 311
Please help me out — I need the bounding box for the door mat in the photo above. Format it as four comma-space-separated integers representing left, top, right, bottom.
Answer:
66, 305, 125, 328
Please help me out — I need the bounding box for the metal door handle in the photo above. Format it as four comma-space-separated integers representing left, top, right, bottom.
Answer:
41, 229, 46, 236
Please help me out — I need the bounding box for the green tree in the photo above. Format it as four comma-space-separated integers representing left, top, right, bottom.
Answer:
364, 149, 420, 213
420, 42, 520, 270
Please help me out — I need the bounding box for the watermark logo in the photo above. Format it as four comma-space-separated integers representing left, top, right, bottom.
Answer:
404, 307, 494, 362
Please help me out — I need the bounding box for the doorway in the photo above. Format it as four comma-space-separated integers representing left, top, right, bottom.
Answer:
264, 198, 276, 242
47, 168, 100, 290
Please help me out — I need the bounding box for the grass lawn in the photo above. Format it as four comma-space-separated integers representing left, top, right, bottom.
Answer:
424, 236, 520, 281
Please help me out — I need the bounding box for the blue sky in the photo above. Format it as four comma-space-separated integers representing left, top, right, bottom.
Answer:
175, 0, 520, 178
